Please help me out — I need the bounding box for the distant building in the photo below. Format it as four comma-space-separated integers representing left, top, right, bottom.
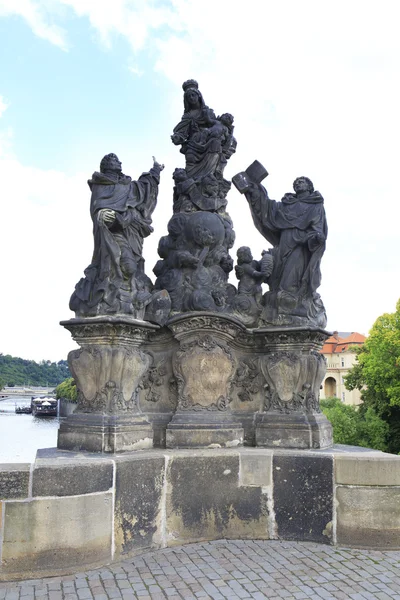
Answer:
320, 331, 367, 405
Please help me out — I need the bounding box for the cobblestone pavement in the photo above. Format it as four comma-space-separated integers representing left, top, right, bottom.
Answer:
1, 540, 400, 600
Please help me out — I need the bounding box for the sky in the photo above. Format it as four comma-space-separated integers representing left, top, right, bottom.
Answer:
0, 0, 399, 363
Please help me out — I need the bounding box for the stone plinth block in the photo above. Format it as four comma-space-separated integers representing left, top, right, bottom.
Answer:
0, 464, 30, 500
59, 316, 159, 453
336, 486, 400, 548
58, 413, 153, 453
166, 314, 245, 448
32, 459, 114, 497
273, 454, 333, 543
114, 455, 166, 558
256, 412, 332, 449
165, 452, 270, 544
1, 492, 113, 578
335, 453, 400, 486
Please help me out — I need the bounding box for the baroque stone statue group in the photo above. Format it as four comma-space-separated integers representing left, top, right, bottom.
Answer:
59, 79, 332, 453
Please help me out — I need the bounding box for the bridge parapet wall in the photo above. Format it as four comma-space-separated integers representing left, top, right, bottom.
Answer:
1, 447, 400, 581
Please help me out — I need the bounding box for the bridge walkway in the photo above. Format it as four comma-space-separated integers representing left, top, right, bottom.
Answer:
1, 539, 399, 599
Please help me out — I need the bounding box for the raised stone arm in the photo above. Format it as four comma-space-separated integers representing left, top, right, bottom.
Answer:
152, 156, 165, 173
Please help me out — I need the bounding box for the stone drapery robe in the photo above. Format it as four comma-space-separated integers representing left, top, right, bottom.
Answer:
70, 167, 160, 315
244, 184, 327, 319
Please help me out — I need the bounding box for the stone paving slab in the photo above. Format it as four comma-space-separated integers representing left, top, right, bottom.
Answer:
1, 540, 400, 599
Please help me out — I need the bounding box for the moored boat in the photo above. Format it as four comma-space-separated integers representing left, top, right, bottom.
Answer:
15, 405, 32, 414
31, 397, 58, 417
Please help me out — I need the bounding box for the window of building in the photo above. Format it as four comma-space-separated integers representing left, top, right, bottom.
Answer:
341, 359, 345, 367
342, 391, 345, 402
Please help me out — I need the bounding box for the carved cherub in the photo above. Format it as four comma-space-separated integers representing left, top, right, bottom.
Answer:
172, 168, 196, 213
235, 246, 264, 299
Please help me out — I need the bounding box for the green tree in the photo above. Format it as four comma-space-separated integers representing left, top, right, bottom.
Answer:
320, 397, 388, 451
0, 376, 5, 390
0, 353, 70, 386
55, 378, 78, 402
345, 299, 400, 454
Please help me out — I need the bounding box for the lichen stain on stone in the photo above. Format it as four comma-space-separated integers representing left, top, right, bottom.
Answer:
114, 457, 166, 555
226, 439, 242, 448
323, 520, 333, 539
167, 456, 270, 541
166, 501, 270, 543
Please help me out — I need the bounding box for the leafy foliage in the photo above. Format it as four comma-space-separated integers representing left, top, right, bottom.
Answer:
0, 376, 5, 390
55, 378, 77, 402
0, 354, 70, 387
345, 299, 400, 454
320, 397, 388, 451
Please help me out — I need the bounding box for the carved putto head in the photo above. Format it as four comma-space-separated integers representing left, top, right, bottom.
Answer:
237, 246, 253, 264
293, 176, 314, 194
173, 168, 187, 183
219, 113, 234, 127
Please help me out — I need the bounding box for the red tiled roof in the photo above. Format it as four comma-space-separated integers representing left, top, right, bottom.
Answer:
321, 332, 366, 354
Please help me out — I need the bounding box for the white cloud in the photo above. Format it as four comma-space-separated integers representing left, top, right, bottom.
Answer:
0, 152, 90, 361
58, 0, 182, 55
0, 0, 68, 49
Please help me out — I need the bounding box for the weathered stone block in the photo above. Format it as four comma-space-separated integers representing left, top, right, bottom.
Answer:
32, 460, 114, 497
1, 492, 113, 577
114, 455, 166, 558
146, 413, 174, 448
256, 413, 332, 450
166, 452, 270, 544
336, 486, 400, 548
58, 414, 153, 453
166, 425, 243, 449
335, 454, 400, 486
0, 464, 30, 500
239, 451, 272, 487
273, 454, 333, 543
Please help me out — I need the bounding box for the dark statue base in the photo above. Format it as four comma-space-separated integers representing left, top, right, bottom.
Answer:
59, 313, 333, 452
165, 314, 245, 449
256, 412, 332, 450
57, 413, 153, 453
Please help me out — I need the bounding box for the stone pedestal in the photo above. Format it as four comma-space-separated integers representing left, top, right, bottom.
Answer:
58, 413, 153, 453
165, 314, 244, 448
256, 412, 332, 449
58, 316, 158, 453
254, 327, 333, 449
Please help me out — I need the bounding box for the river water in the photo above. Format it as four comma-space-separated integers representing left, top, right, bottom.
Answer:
0, 397, 60, 463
